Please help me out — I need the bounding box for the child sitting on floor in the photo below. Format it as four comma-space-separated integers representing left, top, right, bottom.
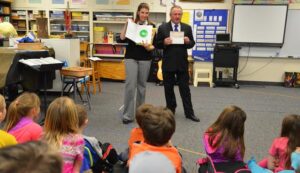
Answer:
3, 92, 42, 143
0, 94, 17, 148
199, 105, 247, 173
128, 106, 181, 173
43, 97, 84, 173
76, 104, 119, 173
259, 114, 300, 172
119, 104, 154, 162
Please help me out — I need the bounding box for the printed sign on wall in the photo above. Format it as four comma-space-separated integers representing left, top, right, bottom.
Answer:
192, 9, 228, 62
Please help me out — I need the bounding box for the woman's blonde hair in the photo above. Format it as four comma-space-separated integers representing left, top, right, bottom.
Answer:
43, 97, 79, 149
3, 92, 40, 131
0, 94, 5, 112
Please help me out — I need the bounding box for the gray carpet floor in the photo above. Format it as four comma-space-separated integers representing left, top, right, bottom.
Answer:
81, 81, 300, 172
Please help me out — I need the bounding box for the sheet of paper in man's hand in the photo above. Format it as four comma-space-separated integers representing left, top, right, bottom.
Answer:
170, 31, 184, 44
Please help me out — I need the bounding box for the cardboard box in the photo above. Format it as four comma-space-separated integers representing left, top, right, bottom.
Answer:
17, 43, 45, 50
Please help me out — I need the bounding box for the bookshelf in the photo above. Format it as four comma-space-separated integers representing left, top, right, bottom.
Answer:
92, 11, 133, 42
71, 11, 90, 42
0, 0, 11, 22
27, 10, 46, 32
49, 10, 90, 41
49, 10, 65, 36
91, 12, 133, 80
11, 9, 26, 36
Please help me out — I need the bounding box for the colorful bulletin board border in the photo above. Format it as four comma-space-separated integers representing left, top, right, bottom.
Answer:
192, 9, 228, 62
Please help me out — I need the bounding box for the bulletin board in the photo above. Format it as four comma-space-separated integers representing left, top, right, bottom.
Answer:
192, 9, 228, 62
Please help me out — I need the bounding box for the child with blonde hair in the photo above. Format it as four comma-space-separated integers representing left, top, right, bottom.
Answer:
43, 97, 84, 173
3, 92, 42, 143
0, 94, 17, 148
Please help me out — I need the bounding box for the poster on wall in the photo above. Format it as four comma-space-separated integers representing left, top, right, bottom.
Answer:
29, 0, 42, 4
115, 0, 130, 5
192, 9, 228, 62
182, 11, 193, 25
96, 0, 109, 4
71, 0, 86, 5
52, 0, 64, 4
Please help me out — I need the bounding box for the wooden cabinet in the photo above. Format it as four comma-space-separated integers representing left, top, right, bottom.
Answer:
96, 60, 125, 81
92, 43, 127, 80
91, 11, 132, 81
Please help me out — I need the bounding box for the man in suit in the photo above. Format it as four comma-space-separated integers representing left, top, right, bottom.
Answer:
156, 5, 199, 122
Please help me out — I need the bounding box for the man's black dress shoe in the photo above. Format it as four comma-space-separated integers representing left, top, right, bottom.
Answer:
122, 119, 133, 124
186, 115, 200, 122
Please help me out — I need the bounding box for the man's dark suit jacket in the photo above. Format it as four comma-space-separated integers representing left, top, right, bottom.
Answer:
156, 21, 195, 72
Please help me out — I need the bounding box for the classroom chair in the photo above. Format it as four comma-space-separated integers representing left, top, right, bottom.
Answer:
60, 61, 92, 109
87, 59, 101, 94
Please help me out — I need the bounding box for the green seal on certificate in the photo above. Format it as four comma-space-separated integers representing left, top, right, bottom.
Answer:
139, 29, 148, 38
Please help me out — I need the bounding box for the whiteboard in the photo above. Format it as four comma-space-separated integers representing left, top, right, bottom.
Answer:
239, 9, 300, 58
232, 4, 288, 46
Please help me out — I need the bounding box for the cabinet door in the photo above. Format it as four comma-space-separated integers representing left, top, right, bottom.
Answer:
97, 60, 126, 80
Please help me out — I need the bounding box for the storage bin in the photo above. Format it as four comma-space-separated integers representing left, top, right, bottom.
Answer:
294, 72, 300, 87
72, 24, 79, 31
94, 27, 106, 43
50, 24, 62, 31
284, 72, 296, 87
78, 25, 89, 31
82, 14, 89, 21
77, 35, 89, 42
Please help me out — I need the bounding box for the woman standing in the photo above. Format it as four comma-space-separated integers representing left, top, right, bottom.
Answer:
120, 2, 155, 124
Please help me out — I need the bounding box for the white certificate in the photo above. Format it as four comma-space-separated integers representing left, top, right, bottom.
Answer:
170, 31, 184, 44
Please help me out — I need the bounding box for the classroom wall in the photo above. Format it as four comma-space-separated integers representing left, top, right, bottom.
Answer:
12, 0, 300, 83
177, 0, 300, 83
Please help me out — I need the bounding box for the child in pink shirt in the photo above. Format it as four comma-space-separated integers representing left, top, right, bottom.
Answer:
43, 97, 84, 173
3, 92, 42, 143
259, 114, 300, 172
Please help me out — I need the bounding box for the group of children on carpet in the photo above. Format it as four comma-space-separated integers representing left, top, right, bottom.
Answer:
0, 92, 299, 173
